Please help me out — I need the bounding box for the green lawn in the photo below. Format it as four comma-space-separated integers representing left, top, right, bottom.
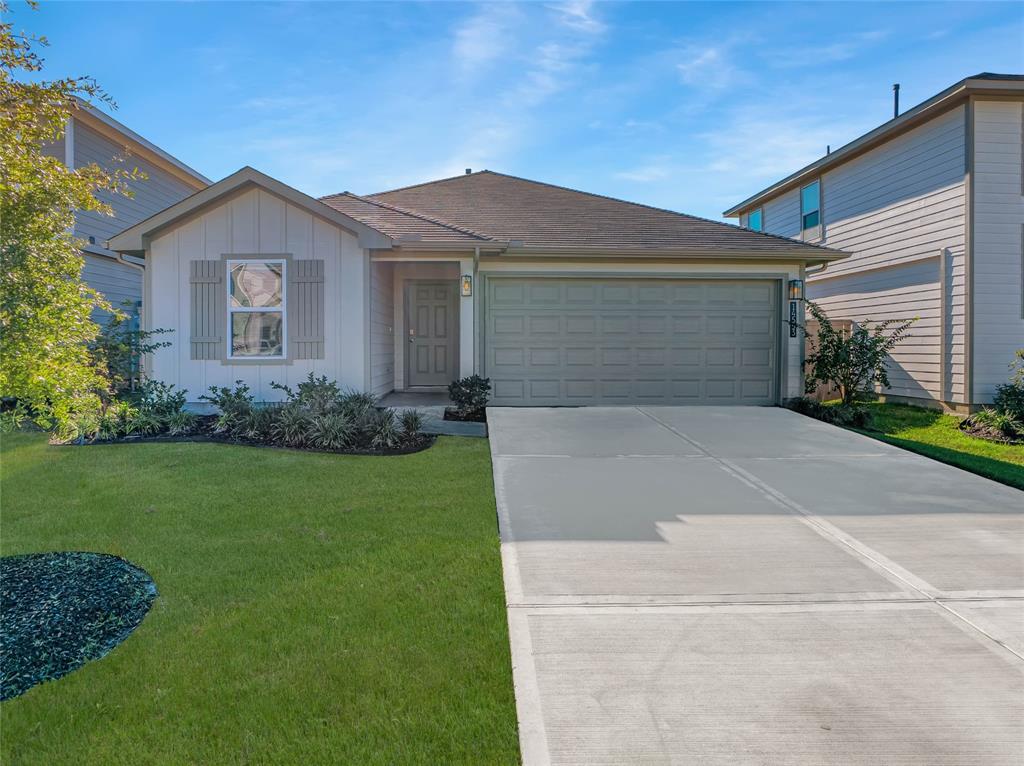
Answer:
853, 402, 1024, 490
0, 434, 519, 765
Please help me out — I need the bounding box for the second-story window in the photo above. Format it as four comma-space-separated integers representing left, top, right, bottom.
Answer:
748, 208, 763, 232
801, 180, 821, 239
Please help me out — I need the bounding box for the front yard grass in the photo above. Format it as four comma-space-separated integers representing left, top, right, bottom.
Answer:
855, 402, 1024, 490
0, 434, 519, 765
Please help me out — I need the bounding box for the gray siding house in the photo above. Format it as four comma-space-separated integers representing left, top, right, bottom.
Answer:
47, 101, 210, 322
725, 73, 1024, 412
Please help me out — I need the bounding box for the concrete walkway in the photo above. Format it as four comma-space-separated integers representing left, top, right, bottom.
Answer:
487, 406, 1024, 765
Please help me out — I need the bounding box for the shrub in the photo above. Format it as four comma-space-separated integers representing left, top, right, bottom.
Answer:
787, 397, 872, 429
399, 409, 424, 438
235, 405, 278, 441
200, 381, 253, 434
369, 409, 401, 449
166, 410, 199, 436
992, 349, 1024, 420
89, 309, 172, 395
124, 408, 163, 436
272, 404, 312, 448
801, 302, 916, 406
270, 374, 342, 416
0, 402, 29, 433
970, 408, 1023, 439
310, 412, 356, 451
133, 380, 187, 419
448, 375, 491, 414
338, 391, 379, 421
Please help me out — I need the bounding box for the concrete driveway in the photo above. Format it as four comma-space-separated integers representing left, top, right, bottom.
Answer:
487, 406, 1024, 766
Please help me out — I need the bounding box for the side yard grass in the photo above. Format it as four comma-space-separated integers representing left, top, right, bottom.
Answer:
0, 434, 519, 765
854, 402, 1024, 490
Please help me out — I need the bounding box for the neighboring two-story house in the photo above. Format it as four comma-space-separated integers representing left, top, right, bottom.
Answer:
725, 73, 1024, 412
45, 100, 210, 322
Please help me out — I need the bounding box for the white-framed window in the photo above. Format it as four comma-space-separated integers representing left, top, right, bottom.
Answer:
227, 259, 286, 360
747, 207, 763, 232
801, 180, 821, 239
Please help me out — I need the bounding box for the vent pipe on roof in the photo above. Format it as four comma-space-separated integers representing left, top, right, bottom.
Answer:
893, 83, 900, 118
465, 168, 472, 175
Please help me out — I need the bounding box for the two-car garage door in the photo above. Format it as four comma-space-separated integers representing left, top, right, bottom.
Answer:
483, 277, 780, 406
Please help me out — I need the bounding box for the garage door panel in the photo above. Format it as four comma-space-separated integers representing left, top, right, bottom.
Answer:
485, 278, 779, 405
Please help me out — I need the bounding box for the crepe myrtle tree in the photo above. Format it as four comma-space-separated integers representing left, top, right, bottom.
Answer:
801, 301, 917, 407
0, 1, 143, 435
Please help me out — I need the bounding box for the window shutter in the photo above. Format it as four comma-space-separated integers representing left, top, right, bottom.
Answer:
289, 259, 325, 360
189, 260, 225, 360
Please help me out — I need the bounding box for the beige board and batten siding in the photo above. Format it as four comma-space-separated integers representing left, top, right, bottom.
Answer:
760, 105, 968, 404
147, 187, 369, 402
971, 99, 1024, 401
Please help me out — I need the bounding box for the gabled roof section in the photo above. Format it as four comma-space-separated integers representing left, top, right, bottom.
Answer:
108, 167, 393, 254
724, 72, 1024, 217
320, 192, 496, 244
363, 170, 845, 260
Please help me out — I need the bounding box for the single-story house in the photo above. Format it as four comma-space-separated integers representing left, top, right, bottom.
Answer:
108, 167, 846, 407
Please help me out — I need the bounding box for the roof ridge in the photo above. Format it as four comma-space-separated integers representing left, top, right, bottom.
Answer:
421, 170, 844, 253
326, 191, 496, 242
361, 169, 493, 198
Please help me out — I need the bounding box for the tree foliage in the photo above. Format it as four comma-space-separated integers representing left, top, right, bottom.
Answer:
803, 300, 917, 406
0, 1, 141, 433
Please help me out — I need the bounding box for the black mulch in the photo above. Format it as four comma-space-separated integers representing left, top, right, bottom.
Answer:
0, 552, 157, 701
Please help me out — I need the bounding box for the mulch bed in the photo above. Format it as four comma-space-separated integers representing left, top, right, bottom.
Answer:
443, 407, 486, 423
1, 552, 158, 701
959, 419, 1024, 445
67, 430, 437, 457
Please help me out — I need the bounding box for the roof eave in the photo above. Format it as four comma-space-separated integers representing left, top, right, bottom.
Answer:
723, 75, 1024, 217
498, 245, 850, 263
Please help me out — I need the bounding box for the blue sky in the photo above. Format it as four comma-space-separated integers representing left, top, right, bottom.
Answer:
12, 1, 1023, 220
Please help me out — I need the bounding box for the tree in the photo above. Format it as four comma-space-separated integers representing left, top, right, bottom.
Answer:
803, 300, 917, 406
0, 1, 140, 435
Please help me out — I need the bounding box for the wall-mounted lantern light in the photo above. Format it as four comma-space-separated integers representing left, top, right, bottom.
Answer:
788, 279, 805, 301
461, 274, 473, 297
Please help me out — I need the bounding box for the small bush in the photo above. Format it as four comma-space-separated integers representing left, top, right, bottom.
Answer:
124, 409, 163, 436
234, 405, 278, 441
133, 381, 187, 419
448, 375, 491, 414
0, 402, 29, 434
970, 408, 1023, 439
338, 391, 379, 422
270, 374, 342, 416
399, 409, 424, 437
369, 409, 401, 449
310, 412, 356, 451
166, 410, 199, 436
787, 397, 872, 428
200, 381, 253, 434
272, 404, 312, 448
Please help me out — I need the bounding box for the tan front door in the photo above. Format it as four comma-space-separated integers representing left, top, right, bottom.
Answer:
406, 281, 458, 387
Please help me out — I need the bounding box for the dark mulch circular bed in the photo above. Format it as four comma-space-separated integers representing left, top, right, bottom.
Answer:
1, 552, 157, 701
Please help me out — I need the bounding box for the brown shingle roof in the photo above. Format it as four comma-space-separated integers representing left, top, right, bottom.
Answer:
319, 192, 491, 243
355, 170, 842, 255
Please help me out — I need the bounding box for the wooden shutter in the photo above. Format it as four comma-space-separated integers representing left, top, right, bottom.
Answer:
189, 260, 225, 360
289, 259, 325, 360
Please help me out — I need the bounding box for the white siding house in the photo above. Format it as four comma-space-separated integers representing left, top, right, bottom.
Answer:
111, 168, 844, 406
58, 101, 209, 322
726, 73, 1024, 411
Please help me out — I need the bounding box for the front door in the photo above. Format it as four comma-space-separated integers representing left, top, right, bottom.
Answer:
406, 281, 458, 387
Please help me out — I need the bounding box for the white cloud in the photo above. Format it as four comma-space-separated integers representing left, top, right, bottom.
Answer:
614, 158, 671, 182
549, 0, 606, 35
763, 29, 892, 68
452, 4, 522, 73
676, 45, 739, 90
